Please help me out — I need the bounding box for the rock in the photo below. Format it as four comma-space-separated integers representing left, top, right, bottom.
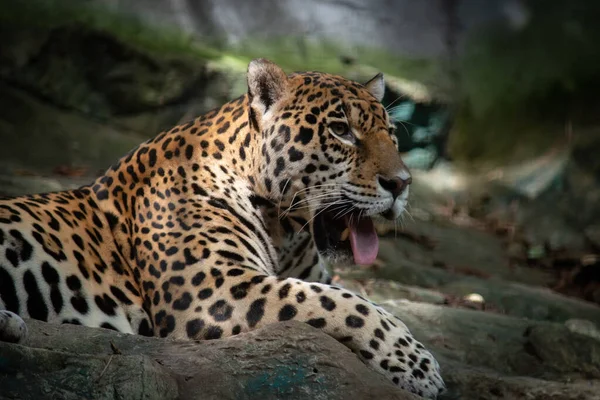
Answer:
0, 173, 66, 197
6, 300, 599, 400
565, 319, 600, 342
585, 225, 600, 249
506, 241, 526, 260
524, 324, 600, 379
516, 201, 588, 252
493, 149, 570, 200
382, 301, 600, 385
462, 293, 484, 304
440, 361, 600, 400
0, 344, 178, 400
560, 136, 600, 232
338, 278, 447, 305
4, 304, 600, 400
0, 169, 94, 197
441, 280, 600, 323
344, 255, 600, 323
0, 26, 216, 119
0, 82, 144, 175
0, 23, 240, 175
0, 320, 418, 400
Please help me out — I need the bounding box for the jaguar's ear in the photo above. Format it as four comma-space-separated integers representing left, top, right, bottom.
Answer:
247, 59, 289, 116
364, 73, 385, 103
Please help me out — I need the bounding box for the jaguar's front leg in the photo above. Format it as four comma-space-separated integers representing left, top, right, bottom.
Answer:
156, 270, 445, 399
0, 310, 28, 344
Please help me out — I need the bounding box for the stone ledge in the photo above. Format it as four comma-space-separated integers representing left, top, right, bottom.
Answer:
0, 319, 418, 400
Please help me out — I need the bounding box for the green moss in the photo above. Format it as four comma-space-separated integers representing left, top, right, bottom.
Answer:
228, 36, 439, 83
0, 0, 220, 60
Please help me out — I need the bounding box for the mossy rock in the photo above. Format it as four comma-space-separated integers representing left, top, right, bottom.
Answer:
0, 25, 218, 120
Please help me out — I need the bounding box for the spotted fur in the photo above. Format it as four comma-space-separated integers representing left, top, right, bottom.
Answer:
0, 59, 444, 398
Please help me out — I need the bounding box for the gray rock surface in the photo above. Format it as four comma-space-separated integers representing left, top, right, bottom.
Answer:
0, 320, 418, 400
383, 301, 600, 382
3, 305, 600, 400
96, 0, 512, 58
0, 25, 235, 175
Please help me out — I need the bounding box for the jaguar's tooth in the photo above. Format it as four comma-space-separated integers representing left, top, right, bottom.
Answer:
340, 228, 350, 241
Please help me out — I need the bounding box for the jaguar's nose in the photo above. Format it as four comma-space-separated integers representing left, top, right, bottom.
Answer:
378, 175, 412, 199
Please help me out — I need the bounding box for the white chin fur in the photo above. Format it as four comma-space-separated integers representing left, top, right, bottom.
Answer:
390, 186, 409, 219
323, 249, 353, 266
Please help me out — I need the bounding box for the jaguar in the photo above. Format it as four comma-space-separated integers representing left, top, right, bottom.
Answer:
0, 59, 445, 398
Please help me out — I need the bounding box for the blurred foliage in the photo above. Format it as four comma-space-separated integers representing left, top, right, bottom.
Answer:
450, 0, 600, 164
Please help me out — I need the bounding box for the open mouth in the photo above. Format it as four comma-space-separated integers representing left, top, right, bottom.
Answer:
313, 209, 380, 266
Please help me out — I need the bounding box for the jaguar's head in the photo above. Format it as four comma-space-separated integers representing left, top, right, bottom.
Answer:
247, 59, 411, 266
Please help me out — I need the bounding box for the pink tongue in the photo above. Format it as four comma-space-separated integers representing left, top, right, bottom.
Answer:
348, 217, 379, 265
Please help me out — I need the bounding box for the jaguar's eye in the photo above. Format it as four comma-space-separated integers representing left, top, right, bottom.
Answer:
329, 122, 355, 143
